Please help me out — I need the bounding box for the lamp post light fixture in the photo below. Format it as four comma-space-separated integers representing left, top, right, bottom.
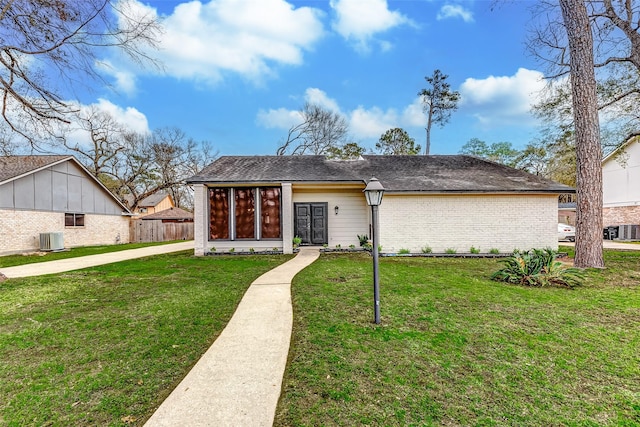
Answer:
363, 177, 385, 324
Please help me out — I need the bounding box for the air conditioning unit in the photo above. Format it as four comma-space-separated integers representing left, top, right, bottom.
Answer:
39, 232, 64, 251
618, 224, 640, 240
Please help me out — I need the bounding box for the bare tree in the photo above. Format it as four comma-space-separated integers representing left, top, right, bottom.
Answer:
0, 0, 160, 141
276, 103, 349, 155
59, 106, 126, 176
418, 69, 460, 155
559, 0, 604, 268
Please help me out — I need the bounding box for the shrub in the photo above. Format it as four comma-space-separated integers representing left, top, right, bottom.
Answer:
229, 248, 235, 253
292, 236, 302, 247
470, 246, 480, 254
491, 248, 584, 288
421, 246, 432, 254
398, 248, 410, 254
210, 246, 216, 252
489, 248, 500, 254
349, 244, 356, 249
335, 244, 342, 249
249, 248, 255, 253
357, 234, 370, 247
445, 248, 457, 254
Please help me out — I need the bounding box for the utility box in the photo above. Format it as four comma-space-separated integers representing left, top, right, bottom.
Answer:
39, 232, 64, 251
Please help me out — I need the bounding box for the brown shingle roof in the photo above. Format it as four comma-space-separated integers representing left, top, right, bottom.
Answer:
124, 192, 172, 207
0, 155, 71, 184
141, 207, 193, 220
187, 155, 575, 193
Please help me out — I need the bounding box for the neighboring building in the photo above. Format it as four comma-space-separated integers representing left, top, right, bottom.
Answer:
602, 138, 640, 226
125, 192, 174, 217
187, 155, 574, 255
140, 207, 193, 222
0, 155, 131, 255
558, 202, 576, 226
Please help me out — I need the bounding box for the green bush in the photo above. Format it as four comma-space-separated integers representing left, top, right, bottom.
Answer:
293, 236, 302, 247
398, 248, 410, 254
445, 248, 457, 254
421, 245, 432, 254
489, 248, 500, 254
491, 248, 584, 288
357, 234, 369, 247
470, 246, 480, 254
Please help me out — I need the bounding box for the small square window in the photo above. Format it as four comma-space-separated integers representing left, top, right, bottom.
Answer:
65, 213, 85, 227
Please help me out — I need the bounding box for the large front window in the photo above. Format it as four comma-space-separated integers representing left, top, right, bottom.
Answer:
209, 187, 281, 240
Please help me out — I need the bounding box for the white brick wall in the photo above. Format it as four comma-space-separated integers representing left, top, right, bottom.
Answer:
378, 194, 558, 253
0, 209, 130, 255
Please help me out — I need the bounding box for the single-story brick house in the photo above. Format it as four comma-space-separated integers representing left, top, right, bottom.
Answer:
187, 155, 574, 255
0, 155, 131, 255
603, 137, 640, 226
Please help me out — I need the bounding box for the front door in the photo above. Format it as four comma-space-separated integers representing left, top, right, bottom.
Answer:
294, 203, 327, 245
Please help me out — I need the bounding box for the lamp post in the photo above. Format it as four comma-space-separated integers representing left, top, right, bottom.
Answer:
363, 177, 385, 324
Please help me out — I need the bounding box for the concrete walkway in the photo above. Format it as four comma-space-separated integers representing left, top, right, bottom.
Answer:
562, 240, 640, 251
144, 247, 320, 427
0, 241, 193, 278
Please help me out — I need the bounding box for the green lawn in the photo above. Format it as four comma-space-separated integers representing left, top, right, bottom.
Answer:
275, 249, 640, 426
0, 241, 186, 268
0, 251, 290, 426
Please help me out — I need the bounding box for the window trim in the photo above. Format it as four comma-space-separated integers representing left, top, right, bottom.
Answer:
65, 212, 85, 228
208, 186, 282, 242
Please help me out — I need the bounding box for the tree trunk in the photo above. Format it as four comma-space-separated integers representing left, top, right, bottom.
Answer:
559, 0, 604, 268
425, 105, 434, 155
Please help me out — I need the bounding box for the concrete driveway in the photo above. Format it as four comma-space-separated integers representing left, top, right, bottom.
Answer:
560, 240, 640, 251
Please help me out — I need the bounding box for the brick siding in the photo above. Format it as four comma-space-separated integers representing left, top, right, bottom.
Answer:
603, 206, 640, 226
0, 209, 130, 255
379, 194, 558, 253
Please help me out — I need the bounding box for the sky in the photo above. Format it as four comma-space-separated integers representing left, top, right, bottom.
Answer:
74, 0, 552, 156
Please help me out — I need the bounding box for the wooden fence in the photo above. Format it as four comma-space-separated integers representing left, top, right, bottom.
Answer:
130, 220, 194, 242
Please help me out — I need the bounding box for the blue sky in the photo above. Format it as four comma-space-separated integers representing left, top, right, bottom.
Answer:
76, 0, 550, 156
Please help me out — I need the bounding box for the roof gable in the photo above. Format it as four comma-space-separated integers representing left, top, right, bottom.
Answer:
0, 155, 71, 184
0, 155, 130, 213
188, 155, 575, 194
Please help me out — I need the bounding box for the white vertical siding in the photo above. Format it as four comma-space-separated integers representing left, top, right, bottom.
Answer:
292, 188, 369, 247
603, 141, 640, 207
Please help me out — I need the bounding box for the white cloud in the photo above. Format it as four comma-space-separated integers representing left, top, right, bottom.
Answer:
89, 99, 150, 134
256, 88, 341, 129
256, 87, 428, 141
113, 0, 324, 88
349, 106, 400, 138
61, 99, 150, 147
330, 0, 411, 52
96, 60, 137, 95
304, 88, 341, 113
459, 68, 546, 127
437, 4, 474, 22
256, 107, 303, 129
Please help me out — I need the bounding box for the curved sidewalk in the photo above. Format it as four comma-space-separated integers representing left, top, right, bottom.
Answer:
0, 241, 194, 278
144, 247, 320, 427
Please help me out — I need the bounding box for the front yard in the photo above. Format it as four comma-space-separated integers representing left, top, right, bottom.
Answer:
0, 252, 289, 426
275, 249, 640, 426
2, 247, 639, 426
